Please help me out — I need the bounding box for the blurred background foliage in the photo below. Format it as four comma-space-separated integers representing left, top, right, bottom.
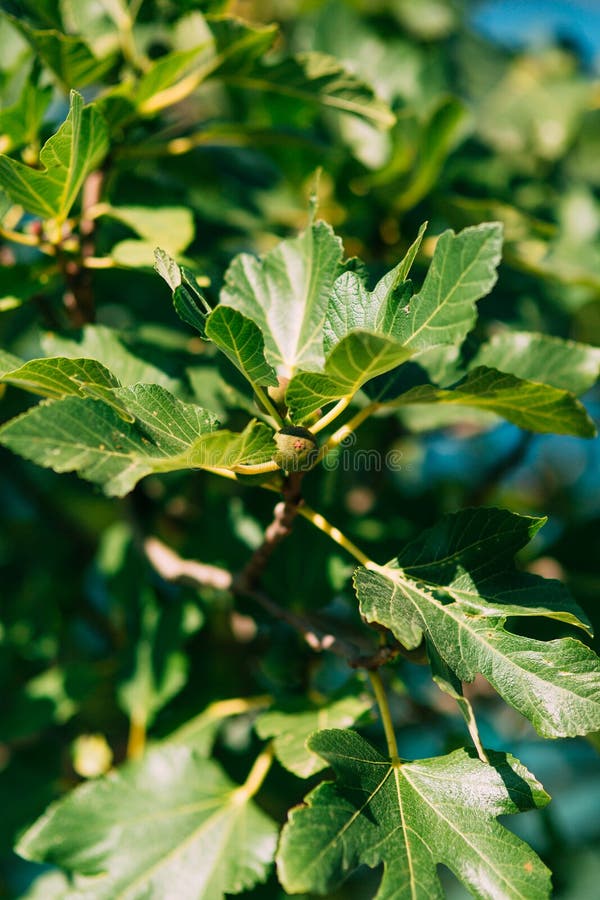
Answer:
0, 0, 599, 897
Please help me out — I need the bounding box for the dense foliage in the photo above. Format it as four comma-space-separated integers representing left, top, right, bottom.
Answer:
1, 1, 599, 898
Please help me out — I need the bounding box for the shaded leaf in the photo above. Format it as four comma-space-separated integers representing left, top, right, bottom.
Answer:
226, 51, 395, 129
7, 18, 116, 88
393, 96, 470, 211
355, 508, 600, 738
0, 90, 108, 221
118, 587, 188, 730
393, 365, 596, 437
17, 745, 277, 899
277, 729, 550, 899
155, 249, 210, 337
0, 78, 52, 153
42, 325, 183, 393
255, 693, 372, 778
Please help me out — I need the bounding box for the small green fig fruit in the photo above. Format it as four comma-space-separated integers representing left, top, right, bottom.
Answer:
272, 426, 319, 471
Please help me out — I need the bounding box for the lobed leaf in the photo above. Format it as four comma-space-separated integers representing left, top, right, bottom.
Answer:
0, 384, 273, 496
397, 223, 503, 351
323, 222, 426, 350
221, 220, 344, 376
17, 745, 278, 899
286, 330, 414, 422
277, 729, 550, 900
355, 508, 600, 738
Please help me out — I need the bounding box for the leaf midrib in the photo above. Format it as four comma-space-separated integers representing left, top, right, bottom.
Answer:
406, 233, 492, 346
402, 767, 530, 900
388, 572, 599, 716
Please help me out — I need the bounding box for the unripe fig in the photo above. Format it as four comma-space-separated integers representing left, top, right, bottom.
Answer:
272, 425, 319, 471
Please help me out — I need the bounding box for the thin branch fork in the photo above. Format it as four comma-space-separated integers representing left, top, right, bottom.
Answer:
141, 534, 404, 670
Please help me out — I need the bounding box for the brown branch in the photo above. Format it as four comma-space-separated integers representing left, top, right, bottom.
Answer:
235, 471, 304, 590
140, 534, 407, 670
143, 536, 233, 591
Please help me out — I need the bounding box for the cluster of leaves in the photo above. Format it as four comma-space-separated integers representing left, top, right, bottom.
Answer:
1, 2, 599, 899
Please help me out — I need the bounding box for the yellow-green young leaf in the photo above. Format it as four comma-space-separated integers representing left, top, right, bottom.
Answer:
355, 508, 600, 739
205, 306, 278, 391
221, 220, 344, 377
17, 745, 278, 899
397, 223, 503, 351
101, 206, 195, 256
471, 331, 600, 396
169, 696, 272, 758
324, 223, 426, 351
286, 330, 414, 422
6, 17, 116, 87
225, 51, 395, 129
393, 366, 596, 437
137, 17, 278, 114
0, 91, 108, 222
255, 693, 372, 779
277, 730, 551, 900
186, 420, 275, 470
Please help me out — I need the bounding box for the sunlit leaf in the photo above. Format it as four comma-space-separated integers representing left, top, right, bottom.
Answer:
287, 330, 414, 422
398, 223, 503, 351
393, 365, 596, 437
471, 331, 600, 396
0, 90, 108, 221
205, 305, 278, 392
355, 508, 600, 738
17, 745, 278, 898
278, 729, 550, 899
221, 219, 344, 376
